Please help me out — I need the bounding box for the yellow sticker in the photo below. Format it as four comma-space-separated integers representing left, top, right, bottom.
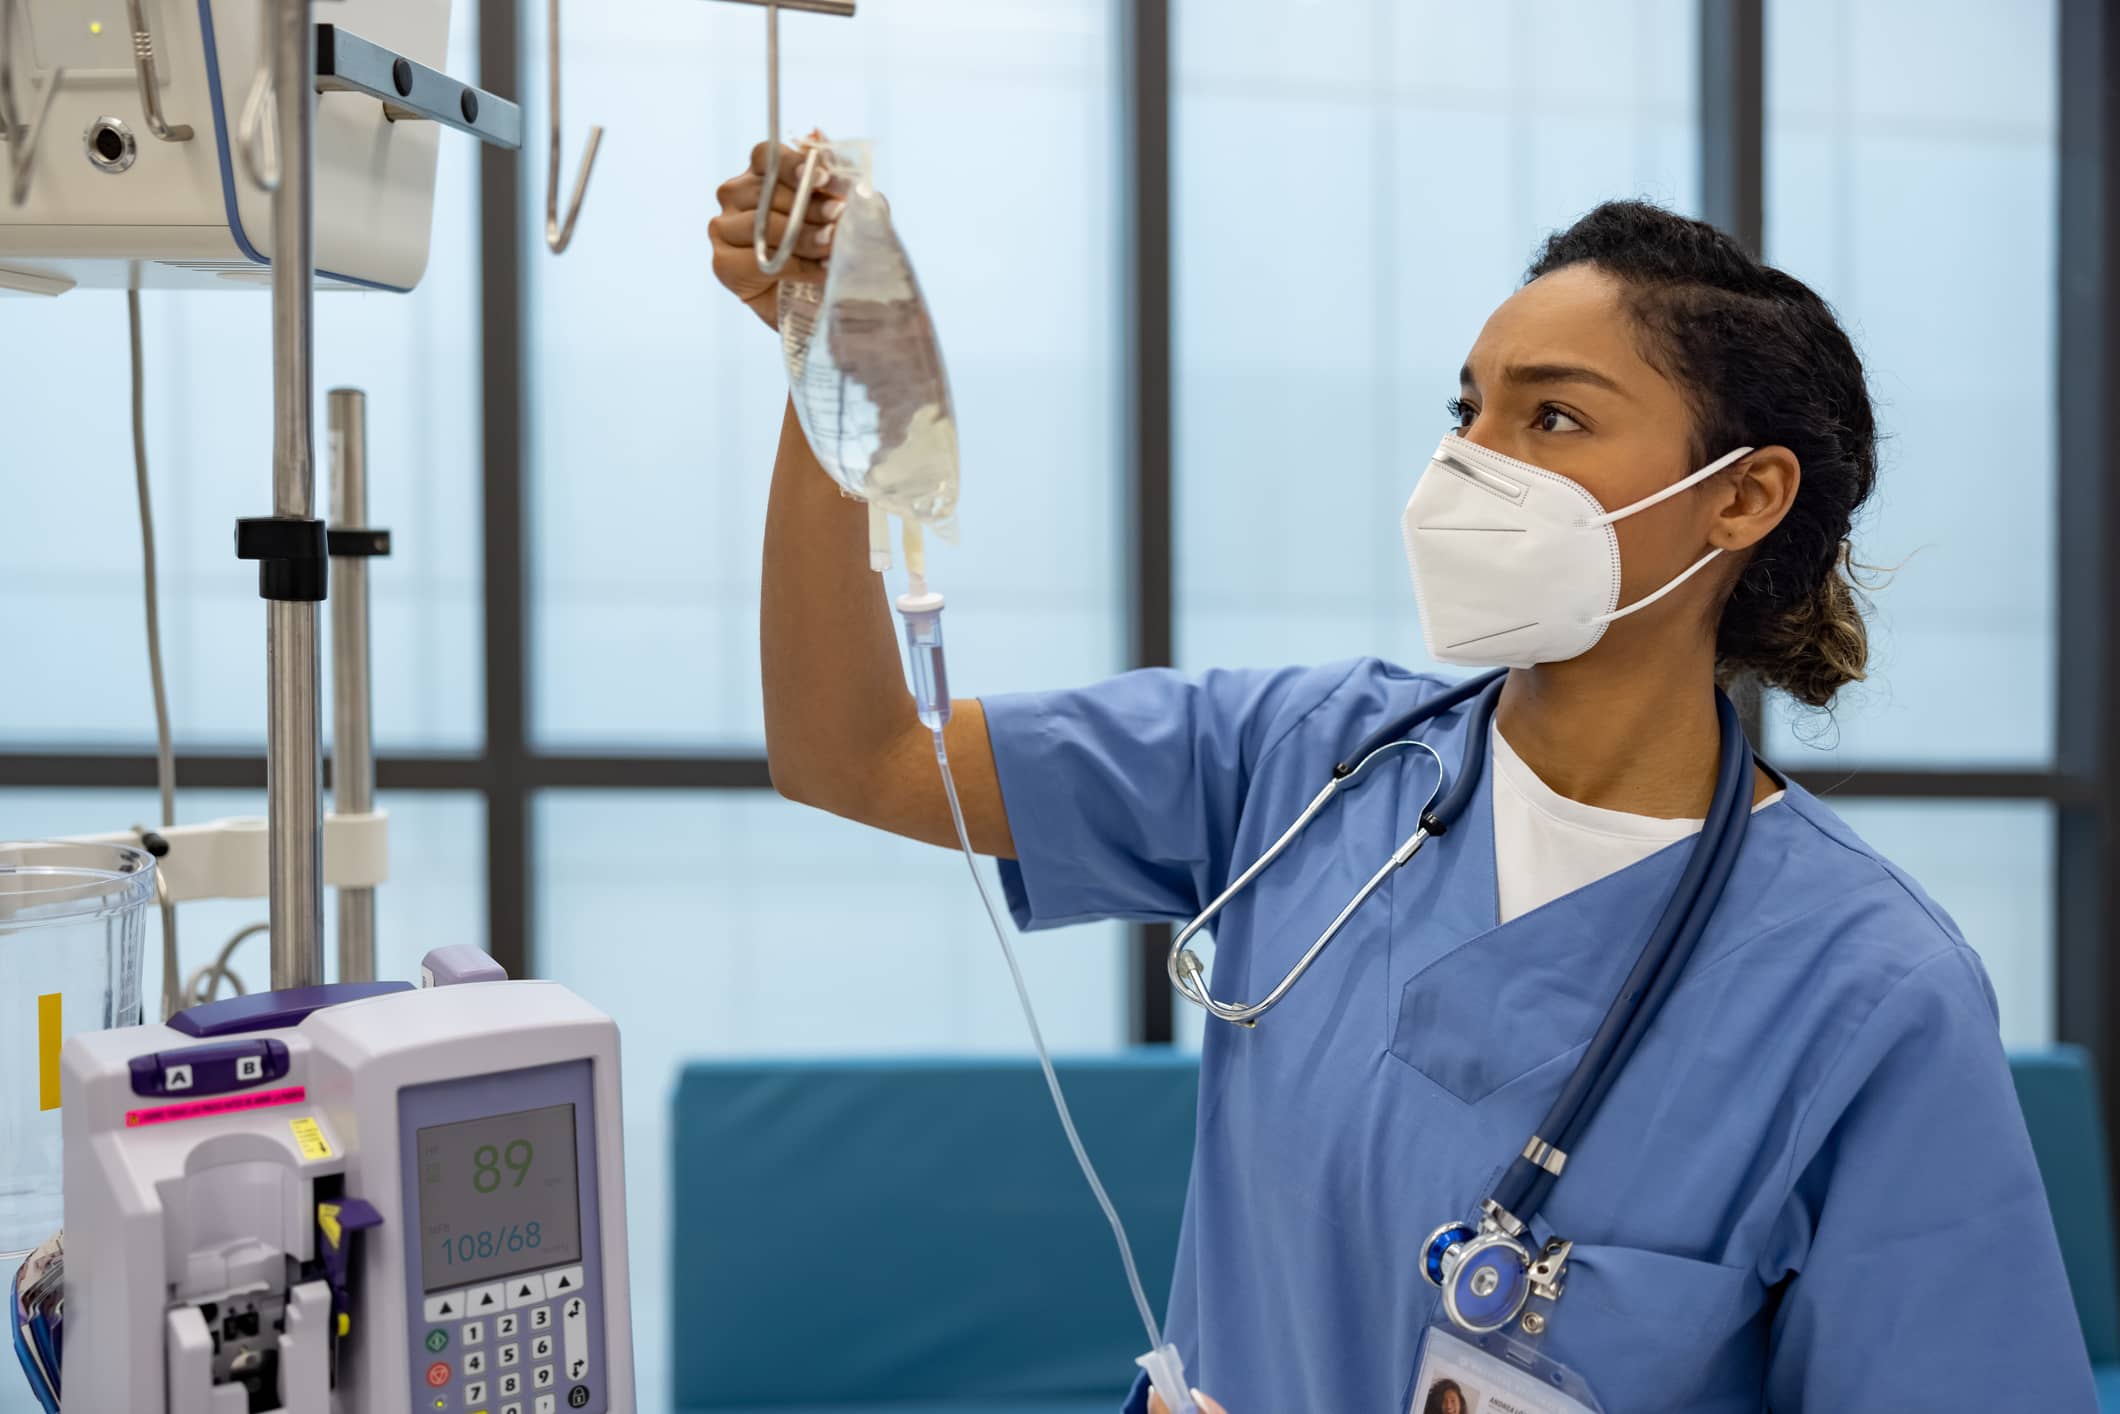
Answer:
37, 993, 60, 1112
290, 1116, 332, 1160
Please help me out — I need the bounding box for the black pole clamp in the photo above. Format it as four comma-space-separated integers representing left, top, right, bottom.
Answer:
235, 517, 330, 602
327, 527, 393, 558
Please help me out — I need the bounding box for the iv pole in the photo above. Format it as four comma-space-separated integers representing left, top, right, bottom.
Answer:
263, 0, 324, 989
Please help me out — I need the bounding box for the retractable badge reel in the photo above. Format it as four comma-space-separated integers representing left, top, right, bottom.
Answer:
1406, 1205, 1604, 1414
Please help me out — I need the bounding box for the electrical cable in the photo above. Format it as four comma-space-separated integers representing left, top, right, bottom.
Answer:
183, 922, 266, 1007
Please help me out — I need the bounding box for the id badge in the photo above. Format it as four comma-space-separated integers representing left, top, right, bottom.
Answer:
1408, 1322, 1603, 1414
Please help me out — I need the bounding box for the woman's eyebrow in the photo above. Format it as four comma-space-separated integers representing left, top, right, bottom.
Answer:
1502, 361, 1630, 396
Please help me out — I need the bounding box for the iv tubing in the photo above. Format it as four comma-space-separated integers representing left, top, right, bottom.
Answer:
130, 289, 181, 1021
929, 721, 1167, 1359
891, 542, 1194, 1413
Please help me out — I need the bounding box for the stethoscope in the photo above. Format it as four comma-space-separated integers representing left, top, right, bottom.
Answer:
1168, 670, 1758, 1337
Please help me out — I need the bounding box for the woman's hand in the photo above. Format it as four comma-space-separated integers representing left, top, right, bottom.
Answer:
710, 138, 847, 329
1147, 1389, 1228, 1414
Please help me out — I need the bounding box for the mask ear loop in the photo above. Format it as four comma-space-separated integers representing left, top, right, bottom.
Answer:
1589, 445, 1754, 527
1585, 446, 1755, 627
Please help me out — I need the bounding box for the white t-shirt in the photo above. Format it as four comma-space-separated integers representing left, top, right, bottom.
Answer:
1490, 722, 1785, 924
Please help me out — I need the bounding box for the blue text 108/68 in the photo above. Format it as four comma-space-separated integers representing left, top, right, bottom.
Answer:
438, 1222, 543, 1266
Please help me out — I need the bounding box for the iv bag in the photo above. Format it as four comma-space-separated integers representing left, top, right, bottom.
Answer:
779, 140, 960, 532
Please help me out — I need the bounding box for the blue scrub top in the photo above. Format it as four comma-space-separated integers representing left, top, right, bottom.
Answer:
983, 660, 2096, 1413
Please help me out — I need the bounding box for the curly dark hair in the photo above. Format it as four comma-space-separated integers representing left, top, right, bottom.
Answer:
1527, 200, 1877, 707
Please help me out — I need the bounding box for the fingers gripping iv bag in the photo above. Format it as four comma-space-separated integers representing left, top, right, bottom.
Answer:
779, 140, 960, 549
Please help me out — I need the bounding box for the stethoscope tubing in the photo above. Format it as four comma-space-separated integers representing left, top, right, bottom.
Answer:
1167, 672, 1506, 1025
1172, 666, 1757, 1244
1491, 688, 1755, 1222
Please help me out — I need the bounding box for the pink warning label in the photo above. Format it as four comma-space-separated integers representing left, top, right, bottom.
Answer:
126, 1085, 307, 1128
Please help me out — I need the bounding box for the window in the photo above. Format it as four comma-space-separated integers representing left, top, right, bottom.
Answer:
536, 790, 1123, 1410
0, 790, 485, 1006
0, 6, 483, 753
1173, 0, 1699, 671
0, 2, 2102, 1396
523, 0, 1123, 748
1763, 0, 2058, 766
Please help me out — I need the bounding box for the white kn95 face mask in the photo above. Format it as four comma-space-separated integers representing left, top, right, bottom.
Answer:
1402, 436, 1753, 668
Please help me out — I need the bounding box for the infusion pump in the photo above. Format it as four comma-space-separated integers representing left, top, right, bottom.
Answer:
58, 954, 636, 1413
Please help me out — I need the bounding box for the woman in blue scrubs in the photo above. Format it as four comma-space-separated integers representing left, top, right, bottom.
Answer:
714, 156, 2096, 1410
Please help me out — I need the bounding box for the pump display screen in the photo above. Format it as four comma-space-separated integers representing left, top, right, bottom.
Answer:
416, 1102, 582, 1291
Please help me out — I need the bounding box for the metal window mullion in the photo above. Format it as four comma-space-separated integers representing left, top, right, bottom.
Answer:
1699, 0, 1764, 256
1122, 0, 1174, 1047
1700, 0, 1767, 747
2055, 0, 2120, 1158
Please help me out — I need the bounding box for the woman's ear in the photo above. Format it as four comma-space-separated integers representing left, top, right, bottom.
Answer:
1713, 446, 1800, 552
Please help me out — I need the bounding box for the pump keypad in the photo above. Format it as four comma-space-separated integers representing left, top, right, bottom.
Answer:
413, 1267, 599, 1413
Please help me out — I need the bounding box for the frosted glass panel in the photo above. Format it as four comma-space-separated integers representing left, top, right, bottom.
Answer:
526, 0, 1121, 748
1174, 0, 1699, 672
1764, 0, 2057, 765
535, 789, 1126, 1411
0, 8, 483, 753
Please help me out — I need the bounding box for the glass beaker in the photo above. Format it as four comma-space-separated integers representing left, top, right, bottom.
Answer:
0, 841, 151, 1259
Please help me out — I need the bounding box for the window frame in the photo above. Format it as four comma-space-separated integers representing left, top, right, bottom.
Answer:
0, 0, 2105, 1106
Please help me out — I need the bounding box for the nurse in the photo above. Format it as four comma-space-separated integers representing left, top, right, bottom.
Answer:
712, 152, 2098, 1411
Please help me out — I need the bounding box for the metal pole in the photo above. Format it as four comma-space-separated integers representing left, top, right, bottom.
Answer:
480, 0, 533, 978
267, 0, 323, 990
2056, 0, 2120, 1178
1698, 0, 1765, 257
329, 389, 377, 983
1122, 0, 1173, 1045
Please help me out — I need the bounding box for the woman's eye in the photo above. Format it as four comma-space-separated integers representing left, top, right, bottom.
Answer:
1446, 397, 1476, 431
1536, 405, 1584, 433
